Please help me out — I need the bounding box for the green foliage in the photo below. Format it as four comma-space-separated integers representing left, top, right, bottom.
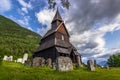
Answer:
47, 0, 70, 10
0, 61, 120, 80
107, 54, 120, 67
0, 15, 41, 59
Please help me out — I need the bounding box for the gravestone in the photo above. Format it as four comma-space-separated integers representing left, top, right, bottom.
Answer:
94, 60, 97, 67
17, 58, 23, 63
9, 56, 13, 61
32, 57, 45, 67
3, 55, 8, 61
87, 60, 95, 71
46, 58, 52, 67
22, 53, 28, 64
76, 55, 83, 67
56, 56, 73, 71
7, 57, 11, 61
3, 55, 13, 61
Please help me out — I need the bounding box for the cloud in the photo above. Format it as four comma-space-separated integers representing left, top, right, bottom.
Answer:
9, 15, 30, 27
0, 0, 12, 13
21, 7, 28, 14
27, 27, 33, 31
29, 0, 47, 8
17, 0, 32, 9
9, 15, 32, 32
96, 47, 120, 60
17, 16, 30, 26
37, 27, 47, 36
35, 8, 55, 35
64, 0, 120, 33
17, 0, 32, 14
69, 14, 120, 61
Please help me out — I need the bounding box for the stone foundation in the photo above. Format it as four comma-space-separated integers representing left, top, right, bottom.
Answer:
46, 58, 52, 67
32, 57, 45, 67
32, 56, 78, 71
56, 56, 73, 71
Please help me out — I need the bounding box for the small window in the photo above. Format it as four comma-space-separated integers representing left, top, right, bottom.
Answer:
62, 35, 64, 40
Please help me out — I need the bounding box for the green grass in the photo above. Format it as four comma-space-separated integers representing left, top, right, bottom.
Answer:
0, 61, 120, 80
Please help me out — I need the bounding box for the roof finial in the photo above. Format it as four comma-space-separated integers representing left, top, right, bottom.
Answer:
52, 7, 63, 22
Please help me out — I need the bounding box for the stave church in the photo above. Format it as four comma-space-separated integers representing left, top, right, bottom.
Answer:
33, 9, 82, 69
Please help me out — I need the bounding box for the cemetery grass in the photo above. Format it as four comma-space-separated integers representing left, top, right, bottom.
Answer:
0, 61, 120, 80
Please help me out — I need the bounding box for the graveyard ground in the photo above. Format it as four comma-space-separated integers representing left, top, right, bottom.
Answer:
0, 61, 120, 80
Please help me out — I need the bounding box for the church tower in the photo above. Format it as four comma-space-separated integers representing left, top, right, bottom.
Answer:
33, 9, 82, 67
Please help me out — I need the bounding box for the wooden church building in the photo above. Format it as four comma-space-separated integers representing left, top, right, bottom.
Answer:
33, 9, 82, 66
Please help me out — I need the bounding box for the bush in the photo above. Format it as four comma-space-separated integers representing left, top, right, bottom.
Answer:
107, 54, 120, 67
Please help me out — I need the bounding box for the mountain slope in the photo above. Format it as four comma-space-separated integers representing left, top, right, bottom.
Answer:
0, 15, 41, 59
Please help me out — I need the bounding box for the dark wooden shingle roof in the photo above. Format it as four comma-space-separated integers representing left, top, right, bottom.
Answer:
56, 47, 70, 54
35, 39, 54, 52
42, 29, 55, 39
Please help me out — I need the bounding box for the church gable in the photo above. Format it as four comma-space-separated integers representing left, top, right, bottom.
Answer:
56, 23, 69, 37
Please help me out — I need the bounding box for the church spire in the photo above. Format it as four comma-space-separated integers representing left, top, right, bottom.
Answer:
51, 8, 63, 29
52, 9, 63, 23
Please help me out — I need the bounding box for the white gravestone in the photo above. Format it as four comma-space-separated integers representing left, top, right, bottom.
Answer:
9, 56, 13, 61
7, 57, 11, 61
17, 58, 23, 63
22, 53, 28, 64
3, 55, 8, 61
3, 55, 13, 61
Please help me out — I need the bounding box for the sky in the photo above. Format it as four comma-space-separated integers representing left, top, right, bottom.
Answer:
0, 0, 120, 64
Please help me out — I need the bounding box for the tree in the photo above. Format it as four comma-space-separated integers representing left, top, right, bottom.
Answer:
47, 0, 70, 10
107, 54, 120, 67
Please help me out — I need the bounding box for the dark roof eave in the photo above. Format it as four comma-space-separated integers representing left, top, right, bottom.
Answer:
42, 31, 55, 39
35, 45, 55, 53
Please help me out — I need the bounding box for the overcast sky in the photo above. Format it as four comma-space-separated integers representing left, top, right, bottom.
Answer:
1, 0, 120, 64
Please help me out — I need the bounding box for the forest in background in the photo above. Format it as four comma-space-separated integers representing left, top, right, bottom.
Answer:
0, 15, 41, 60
